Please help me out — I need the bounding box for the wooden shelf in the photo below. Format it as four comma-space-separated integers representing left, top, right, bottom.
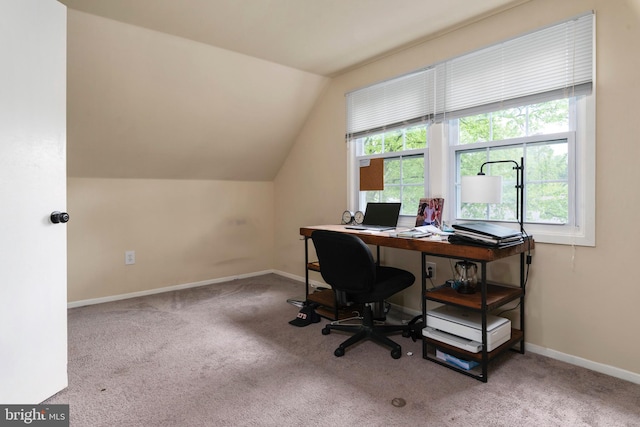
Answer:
425, 283, 523, 311
315, 306, 363, 321
307, 288, 362, 321
307, 288, 333, 307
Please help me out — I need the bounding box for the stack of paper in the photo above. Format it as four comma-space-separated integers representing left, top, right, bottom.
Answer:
436, 349, 479, 370
390, 230, 431, 239
415, 224, 453, 236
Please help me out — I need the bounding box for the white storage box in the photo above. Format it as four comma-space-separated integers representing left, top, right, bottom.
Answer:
426, 305, 511, 352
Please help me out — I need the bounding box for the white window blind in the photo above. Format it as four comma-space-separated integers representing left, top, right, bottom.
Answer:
443, 12, 593, 117
346, 12, 594, 133
346, 69, 435, 137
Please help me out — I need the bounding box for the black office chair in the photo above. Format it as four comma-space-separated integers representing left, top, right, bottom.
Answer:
311, 230, 415, 359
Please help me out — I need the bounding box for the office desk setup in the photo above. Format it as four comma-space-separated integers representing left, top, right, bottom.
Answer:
300, 224, 534, 382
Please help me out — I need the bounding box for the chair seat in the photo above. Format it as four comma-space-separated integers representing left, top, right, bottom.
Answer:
348, 266, 415, 304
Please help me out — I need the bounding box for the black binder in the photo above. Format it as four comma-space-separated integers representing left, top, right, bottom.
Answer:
449, 222, 523, 247
452, 222, 522, 239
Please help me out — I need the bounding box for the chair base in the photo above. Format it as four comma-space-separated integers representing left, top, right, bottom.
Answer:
321, 303, 410, 359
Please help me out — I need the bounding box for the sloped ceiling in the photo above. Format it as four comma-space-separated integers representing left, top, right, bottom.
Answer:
60, 0, 526, 180
66, 10, 327, 180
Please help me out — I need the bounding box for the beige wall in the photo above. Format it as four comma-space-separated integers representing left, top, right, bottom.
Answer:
68, 178, 274, 302
275, 0, 640, 376
64, 10, 317, 303
66, 9, 328, 181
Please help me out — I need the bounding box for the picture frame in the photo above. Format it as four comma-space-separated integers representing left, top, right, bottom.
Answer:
415, 197, 444, 228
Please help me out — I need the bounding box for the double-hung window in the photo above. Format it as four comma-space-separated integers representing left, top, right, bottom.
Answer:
346, 68, 435, 218
447, 13, 594, 245
346, 12, 595, 245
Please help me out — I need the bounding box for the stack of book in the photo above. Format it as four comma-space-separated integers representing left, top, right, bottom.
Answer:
448, 222, 523, 247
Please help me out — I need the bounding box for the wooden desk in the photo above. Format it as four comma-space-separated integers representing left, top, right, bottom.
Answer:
300, 224, 534, 382
300, 224, 531, 262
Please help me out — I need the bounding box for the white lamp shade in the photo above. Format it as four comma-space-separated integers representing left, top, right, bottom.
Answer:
461, 175, 503, 204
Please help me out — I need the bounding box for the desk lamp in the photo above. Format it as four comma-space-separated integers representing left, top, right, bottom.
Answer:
458, 157, 524, 295
460, 156, 524, 234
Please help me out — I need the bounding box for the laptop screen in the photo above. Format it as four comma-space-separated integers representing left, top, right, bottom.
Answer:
362, 203, 401, 227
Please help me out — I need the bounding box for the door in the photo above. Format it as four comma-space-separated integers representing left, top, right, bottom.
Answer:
0, 0, 68, 403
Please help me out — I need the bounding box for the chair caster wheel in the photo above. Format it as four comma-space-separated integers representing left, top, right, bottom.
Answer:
334, 347, 345, 357
402, 330, 411, 338
391, 348, 402, 359
322, 327, 331, 335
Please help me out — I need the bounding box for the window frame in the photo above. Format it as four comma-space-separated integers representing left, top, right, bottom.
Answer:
447, 94, 594, 246
348, 94, 595, 245
349, 124, 431, 222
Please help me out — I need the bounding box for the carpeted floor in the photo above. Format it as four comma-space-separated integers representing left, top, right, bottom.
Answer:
45, 274, 640, 426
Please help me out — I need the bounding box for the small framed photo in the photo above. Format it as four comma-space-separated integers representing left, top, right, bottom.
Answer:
415, 198, 444, 228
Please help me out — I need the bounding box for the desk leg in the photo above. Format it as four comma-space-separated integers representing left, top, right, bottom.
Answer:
480, 261, 488, 381
520, 251, 526, 354
421, 252, 427, 359
304, 237, 310, 301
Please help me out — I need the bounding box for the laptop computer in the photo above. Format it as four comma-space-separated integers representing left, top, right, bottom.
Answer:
345, 202, 401, 231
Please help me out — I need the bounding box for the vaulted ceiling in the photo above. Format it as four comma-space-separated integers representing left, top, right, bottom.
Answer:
59, 0, 526, 180
59, 0, 526, 77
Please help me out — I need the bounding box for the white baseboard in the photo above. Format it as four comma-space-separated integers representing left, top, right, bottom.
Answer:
67, 270, 276, 309
69, 270, 640, 385
525, 343, 640, 385
273, 269, 327, 289
278, 271, 640, 384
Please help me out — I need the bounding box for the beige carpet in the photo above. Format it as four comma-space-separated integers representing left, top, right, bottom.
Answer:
45, 274, 640, 426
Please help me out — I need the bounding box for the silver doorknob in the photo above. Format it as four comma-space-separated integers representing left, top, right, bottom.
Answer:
50, 211, 70, 224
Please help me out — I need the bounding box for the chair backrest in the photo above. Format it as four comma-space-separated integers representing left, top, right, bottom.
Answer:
311, 230, 376, 295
